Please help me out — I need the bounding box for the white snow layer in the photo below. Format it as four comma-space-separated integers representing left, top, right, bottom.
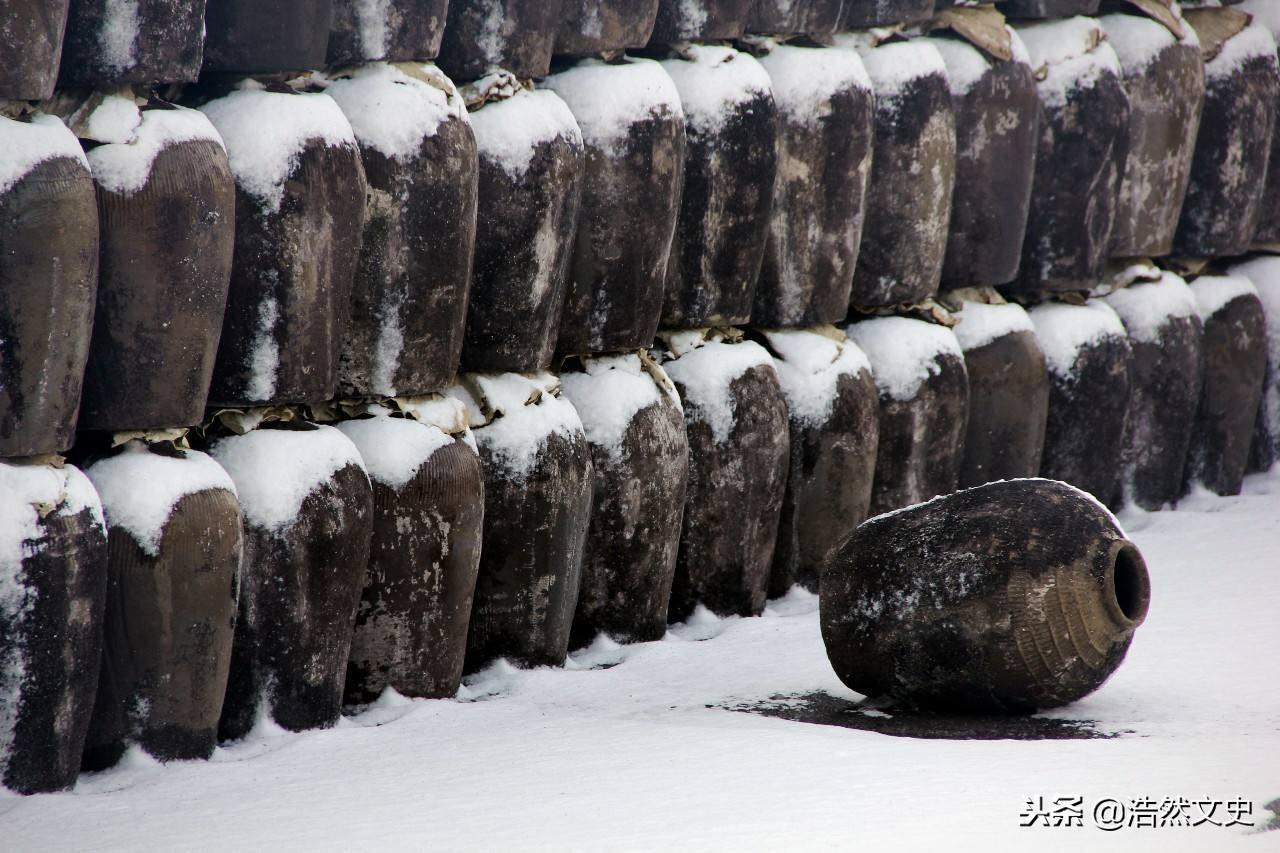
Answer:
1238, 0, 1280, 40
100, 0, 141, 73
1229, 256, 1280, 448
198, 88, 358, 213
758, 44, 872, 124
952, 301, 1036, 352
322, 63, 467, 162
0, 114, 90, 196
1204, 20, 1278, 81
926, 36, 992, 96
1015, 16, 1123, 108
560, 354, 669, 462
1190, 273, 1259, 321
85, 444, 238, 557
763, 329, 872, 428
86, 98, 226, 196
336, 415, 455, 491
246, 295, 280, 403
209, 426, 368, 533
457, 373, 586, 479
468, 87, 583, 177
1098, 13, 1183, 73
658, 45, 774, 135
541, 58, 684, 152
846, 316, 963, 402
0, 462, 104, 576
396, 396, 472, 436
1029, 299, 1128, 377
1102, 271, 1199, 344
353, 0, 393, 59
840, 37, 949, 100
663, 339, 777, 445
9, 468, 1280, 851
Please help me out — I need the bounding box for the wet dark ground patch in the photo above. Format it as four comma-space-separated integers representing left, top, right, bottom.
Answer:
724, 692, 1134, 741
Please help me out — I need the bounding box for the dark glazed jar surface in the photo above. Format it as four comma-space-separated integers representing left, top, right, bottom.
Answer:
202, 0, 334, 75
0, 463, 107, 795
953, 302, 1049, 488
561, 355, 690, 646
843, 38, 955, 309
659, 45, 778, 329
932, 36, 1040, 289
210, 424, 374, 741
81, 445, 242, 769
339, 416, 484, 703
79, 105, 236, 432
822, 479, 1150, 712
462, 88, 584, 373
662, 337, 791, 620
1030, 300, 1133, 507
1008, 19, 1129, 295
1173, 15, 1280, 257
0, 116, 99, 457
327, 0, 449, 64
437, 0, 563, 82
60, 0, 206, 87
0, 1, 70, 100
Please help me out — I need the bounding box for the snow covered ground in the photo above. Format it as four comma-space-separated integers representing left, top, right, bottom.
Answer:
3, 470, 1278, 851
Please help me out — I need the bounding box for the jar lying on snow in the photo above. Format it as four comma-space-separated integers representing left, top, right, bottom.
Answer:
0, 1, 69, 100
1239, 0, 1280, 248
1029, 298, 1132, 506
1227, 256, 1280, 473
542, 58, 686, 356
758, 328, 879, 597
560, 354, 689, 646
821, 478, 1150, 713
58, 0, 206, 88
0, 112, 99, 457
80, 442, 241, 769
951, 295, 1048, 488
846, 316, 970, 516
659, 331, 790, 620
658, 45, 777, 329
1184, 275, 1268, 497
209, 420, 373, 740
750, 0, 844, 36
438, 0, 563, 82
649, 0, 752, 44
1101, 267, 1203, 510
750, 41, 874, 327
337, 402, 484, 704
72, 95, 236, 432
1008, 17, 1129, 295
327, 0, 449, 65
841, 0, 934, 29
838, 34, 956, 309
197, 84, 367, 408
201, 0, 333, 76
0, 461, 106, 795
927, 13, 1040, 290
462, 76, 584, 373
1100, 5, 1204, 259
453, 373, 594, 671
1173, 9, 1279, 258
322, 63, 478, 399
556, 0, 660, 57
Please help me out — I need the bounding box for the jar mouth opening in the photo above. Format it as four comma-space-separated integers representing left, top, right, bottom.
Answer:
1106, 540, 1151, 628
